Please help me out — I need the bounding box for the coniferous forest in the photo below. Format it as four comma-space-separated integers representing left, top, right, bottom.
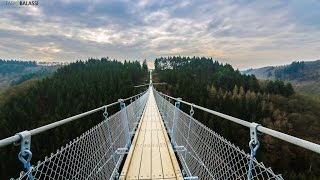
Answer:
154, 56, 320, 180
0, 60, 37, 74
0, 58, 148, 179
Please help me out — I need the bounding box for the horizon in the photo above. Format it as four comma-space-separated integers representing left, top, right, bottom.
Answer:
2, 57, 318, 71
0, 0, 320, 70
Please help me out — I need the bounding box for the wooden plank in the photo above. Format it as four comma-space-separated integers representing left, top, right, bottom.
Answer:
151, 121, 160, 147
151, 151, 163, 179
159, 150, 176, 178
154, 108, 176, 178
139, 147, 152, 179
151, 120, 164, 179
125, 119, 147, 178
139, 121, 152, 179
125, 149, 143, 179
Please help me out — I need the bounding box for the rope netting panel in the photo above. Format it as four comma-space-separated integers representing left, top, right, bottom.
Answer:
13, 91, 149, 180
154, 90, 283, 180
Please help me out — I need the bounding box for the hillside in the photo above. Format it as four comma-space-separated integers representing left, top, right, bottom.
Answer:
242, 60, 320, 96
0, 60, 60, 92
154, 56, 320, 179
0, 58, 148, 179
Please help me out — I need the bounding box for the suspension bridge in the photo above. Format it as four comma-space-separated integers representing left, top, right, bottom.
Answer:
0, 75, 319, 180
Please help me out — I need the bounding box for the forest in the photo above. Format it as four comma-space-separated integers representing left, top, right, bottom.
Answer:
10, 68, 53, 85
0, 60, 60, 92
0, 58, 148, 179
0, 59, 37, 74
154, 56, 320, 179
274, 61, 305, 80
242, 60, 320, 97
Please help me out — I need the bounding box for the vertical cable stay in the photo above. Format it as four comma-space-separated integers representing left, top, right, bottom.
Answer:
171, 98, 181, 147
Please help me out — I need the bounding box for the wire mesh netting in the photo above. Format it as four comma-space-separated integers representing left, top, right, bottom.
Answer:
12, 91, 149, 180
153, 89, 283, 180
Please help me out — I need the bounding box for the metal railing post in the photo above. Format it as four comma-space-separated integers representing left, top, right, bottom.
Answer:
118, 99, 131, 148
103, 106, 116, 167
138, 94, 142, 118
185, 104, 194, 159
163, 94, 169, 122
134, 96, 138, 121
160, 93, 165, 116
171, 98, 181, 147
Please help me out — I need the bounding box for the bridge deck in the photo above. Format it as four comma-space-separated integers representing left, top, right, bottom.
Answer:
120, 88, 183, 180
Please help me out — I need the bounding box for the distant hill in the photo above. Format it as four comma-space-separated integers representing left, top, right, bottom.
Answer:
0, 60, 60, 91
242, 60, 320, 96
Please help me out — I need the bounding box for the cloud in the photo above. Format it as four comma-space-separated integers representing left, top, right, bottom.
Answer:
0, 0, 319, 69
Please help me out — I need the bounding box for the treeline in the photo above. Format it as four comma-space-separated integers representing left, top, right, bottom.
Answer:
154, 56, 320, 179
275, 61, 305, 80
0, 58, 148, 179
0, 59, 37, 74
155, 56, 294, 97
10, 68, 53, 85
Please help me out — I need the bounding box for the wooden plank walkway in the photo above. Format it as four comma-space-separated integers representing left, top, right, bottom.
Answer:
120, 88, 183, 180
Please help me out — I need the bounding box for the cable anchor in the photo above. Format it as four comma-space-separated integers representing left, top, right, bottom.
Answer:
118, 99, 126, 110
103, 105, 108, 119
17, 131, 33, 180
247, 123, 261, 180
190, 104, 194, 117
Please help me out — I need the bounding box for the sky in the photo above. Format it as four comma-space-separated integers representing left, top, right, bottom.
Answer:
0, 0, 319, 70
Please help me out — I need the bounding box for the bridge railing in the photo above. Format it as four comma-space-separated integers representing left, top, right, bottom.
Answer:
154, 88, 302, 180
0, 89, 149, 180
156, 91, 320, 154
